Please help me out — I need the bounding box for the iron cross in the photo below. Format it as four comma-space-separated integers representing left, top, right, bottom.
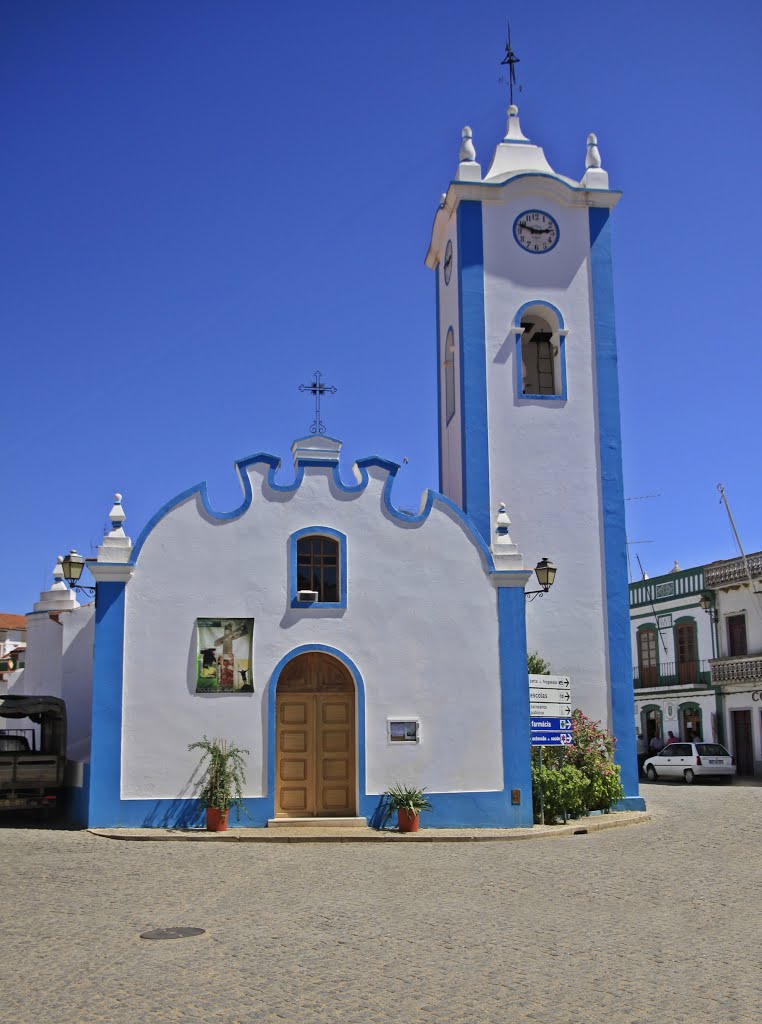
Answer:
500, 20, 521, 106
298, 370, 336, 435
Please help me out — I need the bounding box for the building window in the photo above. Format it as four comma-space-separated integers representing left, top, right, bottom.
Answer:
637, 627, 658, 687
290, 528, 347, 608
675, 620, 698, 685
444, 327, 456, 424
727, 614, 748, 657
521, 315, 556, 395
514, 301, 567, 401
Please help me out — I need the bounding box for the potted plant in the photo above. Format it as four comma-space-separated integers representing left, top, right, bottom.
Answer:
384, 783, 432, 833
188, 736, 249, 831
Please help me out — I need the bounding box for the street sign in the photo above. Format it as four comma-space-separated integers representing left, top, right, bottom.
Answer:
530, 701, 572, 717
528, 675, 571, 690
529, 687, 571, 701
530, 731, 573, 746
530, 717, 572, 731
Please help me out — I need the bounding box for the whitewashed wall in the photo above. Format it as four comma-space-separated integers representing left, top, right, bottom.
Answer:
716, 586, 762, 658
121, 460, 504, 801
7, 606, 94, 760
629, 596, 714, 670
481, 185, 609, 727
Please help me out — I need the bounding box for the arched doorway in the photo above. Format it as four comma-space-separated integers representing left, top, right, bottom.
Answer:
641, 705, 663, 750
679, 702, 703, 743
275, 651, 356, 818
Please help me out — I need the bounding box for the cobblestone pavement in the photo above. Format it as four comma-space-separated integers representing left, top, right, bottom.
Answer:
1, 783, 760, 1024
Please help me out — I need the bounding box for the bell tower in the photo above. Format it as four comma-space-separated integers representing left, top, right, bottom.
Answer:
425, 100, 641, 804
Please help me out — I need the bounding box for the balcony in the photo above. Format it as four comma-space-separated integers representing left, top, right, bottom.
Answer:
633, 660, 711, 689
709, 655, 762, 685
704, 552, 762, 588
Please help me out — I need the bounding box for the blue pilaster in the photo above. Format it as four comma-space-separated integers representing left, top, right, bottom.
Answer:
589, 208, 644, 809
456, 200, 490, 544
497, 585, 534, 823
88, 580, 128, 827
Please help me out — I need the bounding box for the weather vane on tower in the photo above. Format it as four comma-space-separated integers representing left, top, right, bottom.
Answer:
499, 20, 521, 106
298, 370, 337, 435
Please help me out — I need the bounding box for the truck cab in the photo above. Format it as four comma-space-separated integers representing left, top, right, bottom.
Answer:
0, 695, 66, 811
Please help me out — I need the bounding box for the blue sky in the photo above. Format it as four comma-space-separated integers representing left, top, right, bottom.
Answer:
1, 1, 760, 612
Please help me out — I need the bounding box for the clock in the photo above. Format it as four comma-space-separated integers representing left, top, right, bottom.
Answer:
513, 210, 559, 254
443, 239, 453, 285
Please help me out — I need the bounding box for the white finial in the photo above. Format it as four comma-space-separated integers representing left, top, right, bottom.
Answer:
586, 132, 601, 169
671, 560, 681, 573
439, 192, 447, 208
52, 555, 65, 587
459, 126, 476, 163
108, 492, 126, 527
496, 502, 512, 533
503, 104, 529, 143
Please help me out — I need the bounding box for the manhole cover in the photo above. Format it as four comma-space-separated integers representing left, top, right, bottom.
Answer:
140, 927, 206, 940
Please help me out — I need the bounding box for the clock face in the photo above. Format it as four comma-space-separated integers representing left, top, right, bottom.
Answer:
443, 239, 453, 285
513, 210, 559, 254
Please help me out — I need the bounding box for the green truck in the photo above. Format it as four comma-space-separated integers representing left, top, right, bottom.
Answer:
0, 695, 67, 811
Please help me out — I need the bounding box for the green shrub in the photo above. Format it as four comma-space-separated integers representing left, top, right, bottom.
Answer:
531, 710, 623, 822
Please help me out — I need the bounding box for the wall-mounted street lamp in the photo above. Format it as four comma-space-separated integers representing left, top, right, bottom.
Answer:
525, 556, 557, 601
699, 591, 718, 623
61, 549, 95, 596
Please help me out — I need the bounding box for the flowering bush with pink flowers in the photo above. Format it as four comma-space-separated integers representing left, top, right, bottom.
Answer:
531, 709, 624, 822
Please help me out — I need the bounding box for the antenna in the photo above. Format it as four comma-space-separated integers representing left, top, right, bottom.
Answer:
499, 19, 521, 105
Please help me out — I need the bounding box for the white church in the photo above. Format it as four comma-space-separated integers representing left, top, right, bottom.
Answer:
16, 95, 644, 828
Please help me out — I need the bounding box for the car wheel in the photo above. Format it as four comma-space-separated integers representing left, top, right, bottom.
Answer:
646, 765, 657, 781
684, 768, 695, 784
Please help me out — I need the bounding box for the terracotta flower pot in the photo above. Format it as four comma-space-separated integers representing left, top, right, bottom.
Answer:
205, 808, 229, 832
397, 808, 420, 833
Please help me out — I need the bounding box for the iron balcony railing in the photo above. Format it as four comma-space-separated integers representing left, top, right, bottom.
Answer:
709, 654, 762, 684
633, 659, 711, 689
704, 552, 762, 588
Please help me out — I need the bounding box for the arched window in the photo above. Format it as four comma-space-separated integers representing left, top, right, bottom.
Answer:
521, 314, 556, 395
444, 327, 455, 424
679, 702, 703, 743
637, 626, 659, 687
514, 301, 567, 401
290, 527, 347, 608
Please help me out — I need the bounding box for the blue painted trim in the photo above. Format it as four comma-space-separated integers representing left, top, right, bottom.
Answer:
435, 266, 443, 493
499, 138, 535, 146
496, 587, 534, 824
131, 450, 495, 574
513, 299, 567, 402
289, 526, 347, 609
589, 206, 640, 805
456, 200, 491, 544
512, 209, 560, 255
88, 580, 129, 827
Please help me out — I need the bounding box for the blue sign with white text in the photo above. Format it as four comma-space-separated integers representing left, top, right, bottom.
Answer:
530, 731, 573, 747
530, 718, 572, 731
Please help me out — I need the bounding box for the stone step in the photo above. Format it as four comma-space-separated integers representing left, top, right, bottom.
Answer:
266, 816, 368, 829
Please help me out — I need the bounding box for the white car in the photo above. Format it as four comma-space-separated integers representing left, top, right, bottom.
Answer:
643, 742, 736, 784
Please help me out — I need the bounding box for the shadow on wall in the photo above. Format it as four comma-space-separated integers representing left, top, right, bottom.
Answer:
141, 798, 203, 829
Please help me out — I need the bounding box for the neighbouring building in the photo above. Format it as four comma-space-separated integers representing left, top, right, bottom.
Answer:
17, 79, 643, 826
630, 551, 762, 776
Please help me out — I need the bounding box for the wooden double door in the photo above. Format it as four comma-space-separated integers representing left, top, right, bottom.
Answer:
275, 652, 356, 817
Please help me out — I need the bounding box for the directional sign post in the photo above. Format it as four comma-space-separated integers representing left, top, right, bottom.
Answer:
528, 676, 574, 825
